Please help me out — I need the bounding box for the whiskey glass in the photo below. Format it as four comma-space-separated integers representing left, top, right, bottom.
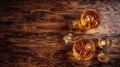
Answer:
72, 39, 96, 60
70, 10, 100, 31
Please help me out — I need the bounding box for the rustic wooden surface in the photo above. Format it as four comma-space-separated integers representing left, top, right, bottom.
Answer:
0, 0, 120, 67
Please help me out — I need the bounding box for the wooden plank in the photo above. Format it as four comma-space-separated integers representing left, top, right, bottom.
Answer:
0, 0, 120, 67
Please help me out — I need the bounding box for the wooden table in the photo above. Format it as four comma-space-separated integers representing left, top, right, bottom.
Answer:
0, 0, 120, 67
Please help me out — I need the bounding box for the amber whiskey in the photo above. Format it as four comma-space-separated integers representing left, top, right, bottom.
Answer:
73, 39, 95, 60
97, 37, 112, 49
70, 10, 100, 31
97, 50, 110, 62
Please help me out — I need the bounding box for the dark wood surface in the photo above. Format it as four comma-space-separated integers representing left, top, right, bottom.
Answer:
0, 0, 120, 67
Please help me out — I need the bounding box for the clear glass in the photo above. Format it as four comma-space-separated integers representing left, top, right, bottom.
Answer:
72, 39, 95, 60
69, 10, 100, 31
97, 37, 112, 49
97, 50, 110, 62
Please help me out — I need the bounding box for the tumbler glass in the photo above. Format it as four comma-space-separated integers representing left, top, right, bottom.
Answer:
70, 10, 100, 31
72, 39, 95, 60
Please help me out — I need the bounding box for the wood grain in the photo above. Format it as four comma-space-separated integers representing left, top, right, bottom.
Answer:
0, 0, 120, 67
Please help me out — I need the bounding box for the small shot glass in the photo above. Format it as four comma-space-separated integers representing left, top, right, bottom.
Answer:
69, 10, 101, 31
97, 50, 110, 63
97, 37, 112, 49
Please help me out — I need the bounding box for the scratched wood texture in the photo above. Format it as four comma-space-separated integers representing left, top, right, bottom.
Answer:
0, 0, 120, 67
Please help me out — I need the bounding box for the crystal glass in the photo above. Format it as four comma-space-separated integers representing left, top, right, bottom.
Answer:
72, 39, 95, 60
70, 10, 100, 31
97, 50, 110, 62
97, 37, 112, 49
